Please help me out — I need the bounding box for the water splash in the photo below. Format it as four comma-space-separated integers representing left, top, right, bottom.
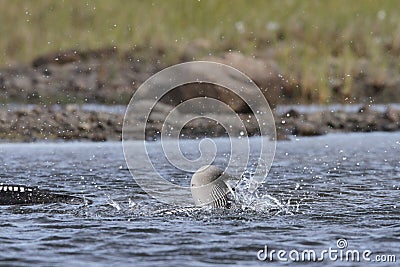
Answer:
107, 196, 122, 211
94, 160, 302, 216
228, 161, 298, 215
231, 177, 283, 213
128, 198, 136, 209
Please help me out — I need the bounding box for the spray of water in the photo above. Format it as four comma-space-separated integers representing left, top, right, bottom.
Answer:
226, 159, 303, 215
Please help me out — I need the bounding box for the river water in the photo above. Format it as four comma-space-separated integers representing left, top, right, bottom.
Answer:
0, 133, 399, 266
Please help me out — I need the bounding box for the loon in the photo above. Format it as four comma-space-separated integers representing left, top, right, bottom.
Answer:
154, 165, 235, 215
0, 184, 91, 205
0, 165, 232, 207
191, 165, 235, 208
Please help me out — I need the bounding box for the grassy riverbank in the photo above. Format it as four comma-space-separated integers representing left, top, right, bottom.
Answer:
1, 0, 400, 103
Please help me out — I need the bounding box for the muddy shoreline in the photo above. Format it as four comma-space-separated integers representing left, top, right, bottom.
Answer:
1, 104, 399, 142
2, 47, 400, 106
1, 48, 400, 142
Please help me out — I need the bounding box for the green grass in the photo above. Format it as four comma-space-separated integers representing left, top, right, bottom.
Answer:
1, 0, 400, 103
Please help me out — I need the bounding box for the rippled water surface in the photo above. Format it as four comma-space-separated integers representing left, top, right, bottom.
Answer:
1, 133, 399, 266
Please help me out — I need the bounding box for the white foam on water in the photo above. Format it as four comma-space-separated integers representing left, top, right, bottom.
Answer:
228, 160, 302, 215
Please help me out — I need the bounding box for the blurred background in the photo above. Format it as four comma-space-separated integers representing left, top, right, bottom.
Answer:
1, 0, 400, 104
1, 0, 400, 141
